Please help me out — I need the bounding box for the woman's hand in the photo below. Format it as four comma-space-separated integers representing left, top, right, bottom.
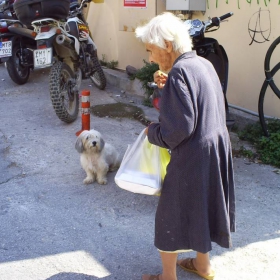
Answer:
153, 70, 168, 89
145, 122, 153, 135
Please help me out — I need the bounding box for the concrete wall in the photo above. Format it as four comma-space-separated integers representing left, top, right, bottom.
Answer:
87, 0, 280, 118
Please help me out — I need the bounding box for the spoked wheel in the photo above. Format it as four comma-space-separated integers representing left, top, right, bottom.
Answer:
258, 62, 280, 137
49, 62, 79, 123
89, 56, 107, 90
259, 36, 280, 136
6, 43, 30, 85
264, 36, 280, 97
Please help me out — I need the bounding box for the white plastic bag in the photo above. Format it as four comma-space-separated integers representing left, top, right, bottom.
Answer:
115, 128, 170, 195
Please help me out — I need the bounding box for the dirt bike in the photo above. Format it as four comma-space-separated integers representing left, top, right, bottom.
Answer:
0, 0, 35, 84
14, 0, 107, 123
149, 12, 235, 129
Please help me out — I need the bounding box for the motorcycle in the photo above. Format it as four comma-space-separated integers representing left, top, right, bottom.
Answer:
14, 0, 107, 123
149, 12, 235, 129
0, 1, 15, 65
0, 0, 35, 84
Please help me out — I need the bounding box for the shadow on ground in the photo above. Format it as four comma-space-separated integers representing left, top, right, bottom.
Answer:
45, 273, 101, 280
90, 103, 151, 126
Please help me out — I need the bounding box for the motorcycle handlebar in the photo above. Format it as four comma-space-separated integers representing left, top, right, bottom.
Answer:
209, 12, 233, 27
69, 0, 87, 16
219, 12, 233, 21
74, 0, 91, 12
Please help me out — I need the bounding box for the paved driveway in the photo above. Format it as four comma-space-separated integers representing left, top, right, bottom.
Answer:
0, 64, 279, 280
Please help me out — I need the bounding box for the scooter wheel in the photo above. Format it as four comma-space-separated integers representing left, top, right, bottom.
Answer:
6, 43, 30, 85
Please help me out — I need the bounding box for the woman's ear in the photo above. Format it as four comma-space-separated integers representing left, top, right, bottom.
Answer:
165, 40, 173, 53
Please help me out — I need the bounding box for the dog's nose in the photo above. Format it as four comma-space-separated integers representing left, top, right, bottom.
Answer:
92, 141, 97, 146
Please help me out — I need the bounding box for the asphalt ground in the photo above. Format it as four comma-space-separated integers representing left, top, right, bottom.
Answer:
0, 64, 279, 280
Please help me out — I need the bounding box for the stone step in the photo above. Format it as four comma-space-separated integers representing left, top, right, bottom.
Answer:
103, 68, 145, 97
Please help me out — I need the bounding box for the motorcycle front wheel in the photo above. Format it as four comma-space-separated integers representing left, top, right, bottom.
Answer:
6, 43, 30, 85
49, 62, 79, 123
89, 56, 107, 90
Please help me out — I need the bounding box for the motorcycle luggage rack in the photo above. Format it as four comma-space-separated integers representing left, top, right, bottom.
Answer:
30, 17, 79, 54
31, 18, 68, 33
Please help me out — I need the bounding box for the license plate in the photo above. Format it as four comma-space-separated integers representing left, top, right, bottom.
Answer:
34, 48, 52, 68
0, 41, 12, 58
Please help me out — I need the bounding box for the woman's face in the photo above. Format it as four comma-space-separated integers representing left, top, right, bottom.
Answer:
145, 43, 174, 73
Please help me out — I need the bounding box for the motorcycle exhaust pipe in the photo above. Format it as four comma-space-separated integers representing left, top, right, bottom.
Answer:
55, 34, 73, 48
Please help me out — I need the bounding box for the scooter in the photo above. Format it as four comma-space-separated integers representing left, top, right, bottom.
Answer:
0, 0, 36, 84
0, 4, 15, 66
149, 12, 235, 129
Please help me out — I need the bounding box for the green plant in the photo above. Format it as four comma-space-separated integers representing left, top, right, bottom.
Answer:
238, 146, 254, 158
99, 54, 118, 69
237, 120, 280, 167
257, 132, 280, 166
135, 60, 159, 99
107, 60, 118, 69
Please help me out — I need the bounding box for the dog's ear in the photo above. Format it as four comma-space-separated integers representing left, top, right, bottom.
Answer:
99, 137, 105, 151
75, 135, 84, 153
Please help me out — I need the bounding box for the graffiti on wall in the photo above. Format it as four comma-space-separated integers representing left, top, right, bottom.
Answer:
207, 0, 277, 9
248, 8, 271, 45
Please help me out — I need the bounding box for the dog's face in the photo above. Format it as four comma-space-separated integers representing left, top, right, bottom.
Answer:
75, 129, 105, 154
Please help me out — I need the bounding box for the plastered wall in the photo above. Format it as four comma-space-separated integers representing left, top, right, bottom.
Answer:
87, 0, 280, 118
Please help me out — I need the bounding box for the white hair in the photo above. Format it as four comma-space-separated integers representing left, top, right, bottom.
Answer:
135, 12, 193, 53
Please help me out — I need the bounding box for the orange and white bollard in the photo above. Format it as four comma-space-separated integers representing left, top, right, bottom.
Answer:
76, 90, 91, 136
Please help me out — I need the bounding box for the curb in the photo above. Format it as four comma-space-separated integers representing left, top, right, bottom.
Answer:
103, 68, 145, 97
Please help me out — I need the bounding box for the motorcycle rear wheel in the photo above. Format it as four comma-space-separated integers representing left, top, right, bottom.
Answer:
49, 61, 79, 123
89, 56, 106, 90
6, 43, 30, 85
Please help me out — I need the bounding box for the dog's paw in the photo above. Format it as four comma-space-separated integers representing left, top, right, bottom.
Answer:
83, 177, 95, 184
97, 178, 107, 185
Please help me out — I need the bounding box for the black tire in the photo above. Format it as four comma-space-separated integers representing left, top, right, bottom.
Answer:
89, 57, 106, 90
49, 62, 79, 123
258, 62, 280, 137
6, 43, 30, 85
260, 36, 280, 136
264, 36, 280, 97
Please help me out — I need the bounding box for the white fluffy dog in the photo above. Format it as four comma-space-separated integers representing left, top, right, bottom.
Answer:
75, 129, 121, 185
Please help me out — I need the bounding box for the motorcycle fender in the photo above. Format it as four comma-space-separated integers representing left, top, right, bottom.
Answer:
66, 33, 80, 54
87, 36, 97, 51
35, 27, 57, 40
65, 18, 81, 54
36, 36, 55, 48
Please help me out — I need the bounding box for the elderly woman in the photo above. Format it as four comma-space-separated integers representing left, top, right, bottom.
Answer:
135, 12, 235, 280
